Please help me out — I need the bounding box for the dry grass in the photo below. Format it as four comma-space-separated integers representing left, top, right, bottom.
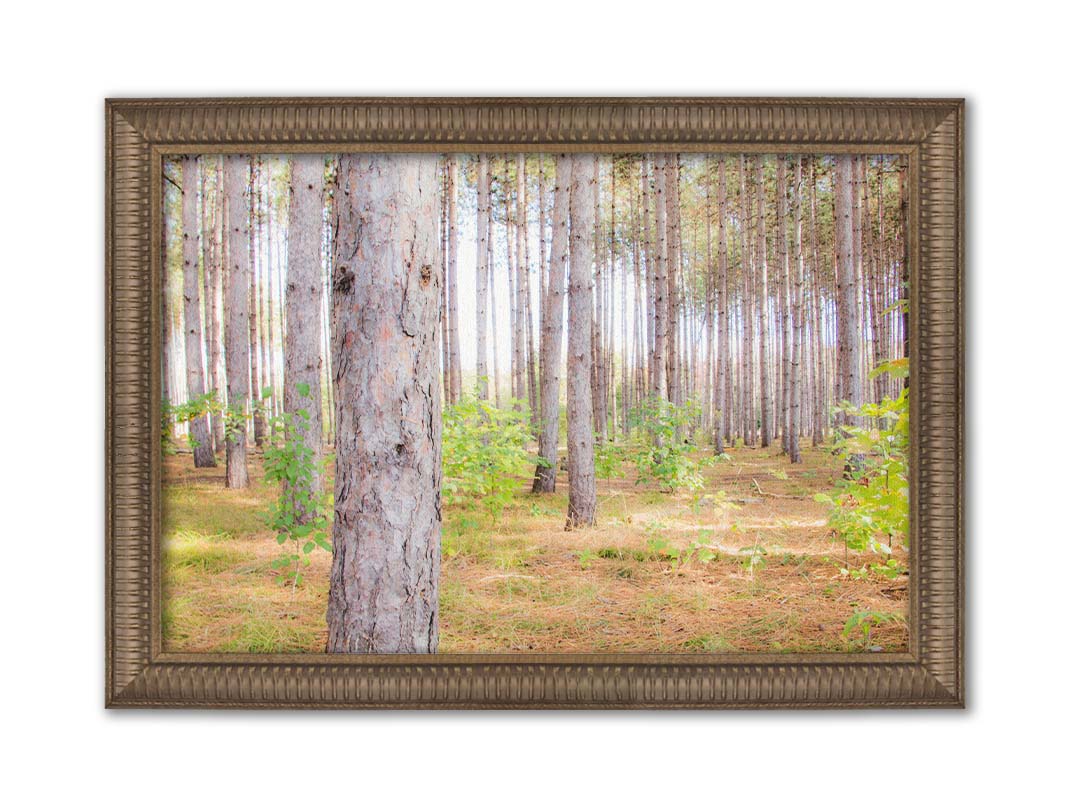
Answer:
162, 441, 908, 654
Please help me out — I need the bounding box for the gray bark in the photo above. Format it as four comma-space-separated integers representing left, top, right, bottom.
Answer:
284, 156, 325, 515
180, 157, 215, 467
834, 156, 862, 426
714, 157, 728, 455
651, 154, 668, 402
566, 155, 597, 529
327, 154, 442, 654
223, 156, 251, 488
532, 155, 571, 494
475, 156, 490, 399
446, 155, 462, 402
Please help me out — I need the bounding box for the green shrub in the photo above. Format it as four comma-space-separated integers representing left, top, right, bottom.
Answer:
260, 383, 332, 591
628, 397, 704, 492
442, 394, 540, 521
815, 358, 909, 576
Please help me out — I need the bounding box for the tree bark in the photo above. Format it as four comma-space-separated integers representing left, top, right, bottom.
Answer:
566, 155, 597, 529
223, 156, 251, 488
181, 156, 215, 467
532, 155, 571, 494
651, 154, 669, 403
714, 157, 729, 454
327, 154, 441, 654
834, 156, 862, 426
475, 155, 490, 399
284, 155, 325, 516
788, 161, 804, 463
446, 155, 462, 402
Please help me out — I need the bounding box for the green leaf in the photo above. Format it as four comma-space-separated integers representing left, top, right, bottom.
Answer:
296, 382, 311, 398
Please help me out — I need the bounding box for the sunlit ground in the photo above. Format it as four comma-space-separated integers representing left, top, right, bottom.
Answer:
161, 443, 908, 654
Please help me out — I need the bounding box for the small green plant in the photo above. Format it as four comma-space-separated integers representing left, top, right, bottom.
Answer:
442, 393, 540, 521
629, 397, 704, 492
815, 357, 909, 577
577, 548, 597, 569
594, 441, 627, 479
162, 390, 224, 453
842, 608, 902, 651
261, 382, 332, 593
646, 528, 717, 570
739, 541, 767, 576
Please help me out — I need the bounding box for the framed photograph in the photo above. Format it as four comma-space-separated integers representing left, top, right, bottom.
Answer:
106, 97, 963, 708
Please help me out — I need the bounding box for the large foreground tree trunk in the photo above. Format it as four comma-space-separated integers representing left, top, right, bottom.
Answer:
327, 154, 442, 654
532, 155, 571, 494
284, 155, 325, 515
180, 156, 216, 467
223, 156, 251, 488
566, 155, 597, 529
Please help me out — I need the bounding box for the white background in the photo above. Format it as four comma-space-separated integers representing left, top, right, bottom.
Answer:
1, 2, 1061, 797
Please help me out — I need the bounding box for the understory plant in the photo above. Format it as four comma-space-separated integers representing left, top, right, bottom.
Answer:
442, 393, 540, 521
816, 358, 909, 579
628, 397, 705, 492
261, 383, 332, 592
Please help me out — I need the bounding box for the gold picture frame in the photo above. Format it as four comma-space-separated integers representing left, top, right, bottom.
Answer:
106, 97, 964, 708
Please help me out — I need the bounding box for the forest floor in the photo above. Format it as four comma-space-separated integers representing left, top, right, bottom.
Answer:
162, 443, 908, 654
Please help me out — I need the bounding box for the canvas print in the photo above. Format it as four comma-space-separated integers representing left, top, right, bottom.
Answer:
161, 152, 909, 654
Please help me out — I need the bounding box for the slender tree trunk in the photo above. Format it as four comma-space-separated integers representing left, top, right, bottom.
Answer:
704, 155, 714, 434
788, 161, 804, 462
755, 157, 772, 447
223, 156, 251, 488
475, 155, 490, 399
180, 156, 215, 467
284, 155, 325, 517
651, 154, 669, 403
327, 154, 441, 654
834, 156, 862, 426
489, 197, 502, 408
249, 159, 266, 448
714, 157, 729, 454
439, 159, 451, 405
532, 155, 571, 494
566, 155, 597, 529
810, 157, 826, 446
665, 154, 682, 406
537, 154, 549, 400
446, 155, 462, 401
642, 158, 655, 397
210, 158, 226, 453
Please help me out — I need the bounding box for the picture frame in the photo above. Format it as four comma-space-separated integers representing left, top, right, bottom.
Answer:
106, 97, 963, 708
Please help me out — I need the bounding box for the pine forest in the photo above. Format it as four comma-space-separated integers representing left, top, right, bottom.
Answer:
162, 151, 909, 654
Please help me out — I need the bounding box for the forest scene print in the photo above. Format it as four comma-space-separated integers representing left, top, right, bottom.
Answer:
161, 151, 910, 655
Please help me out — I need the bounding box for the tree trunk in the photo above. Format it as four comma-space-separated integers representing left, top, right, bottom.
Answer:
834, 156, 862, 426
327, 154, 441, 654
532, 155, 571, 494
223, 156, 251, 488
714, 157, 729, 454
475, 155, 490, 399
566, 155, 597, 529
210, 158, 226, 453
651, 154, 669, 402
788, 161, 804, 463
284, 155, 325, 516
446, 155, 462, 402
810, 157, 826, 446
249, 159, 266, 448
513, 156, 528, 408
180, 156, 215, 467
